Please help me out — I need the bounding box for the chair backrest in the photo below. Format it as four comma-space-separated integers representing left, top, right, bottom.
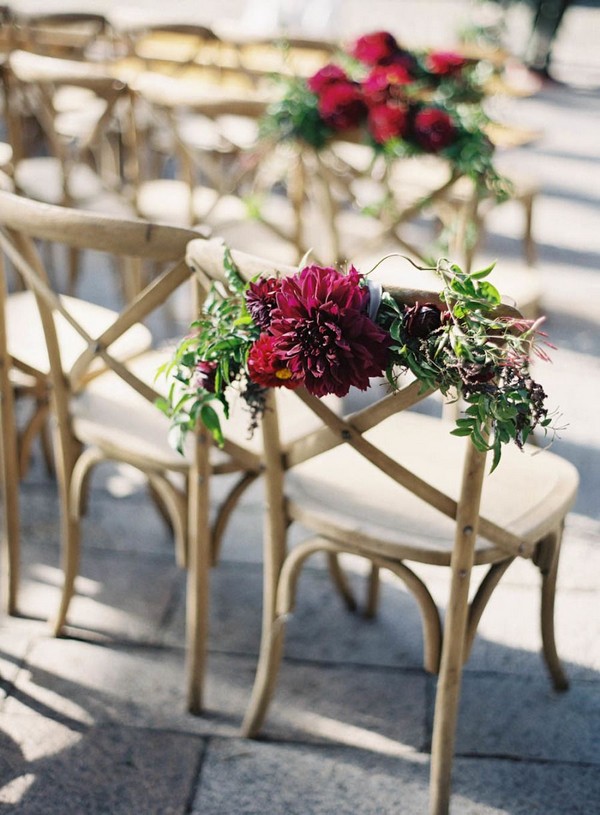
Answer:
0, 190, 202, 449
5, 50, 137, 194
131, 72, 268, 219
7, 11, 110, 61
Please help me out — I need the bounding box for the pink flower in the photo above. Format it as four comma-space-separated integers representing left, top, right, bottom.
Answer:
264, 265, 391, 397
317, 81, 368, 131
307, 64, 349, 94
245, 277, 282, 330
247, 334, 300, 389
368, 102, 409, 143
350, 31, 400, 65
425, 50, 468, 76
412, 107, 457, 152
363, 64, 413, 106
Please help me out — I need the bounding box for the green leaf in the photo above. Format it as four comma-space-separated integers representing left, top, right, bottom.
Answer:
201, 404, 224, 447
477, 280, 501, 305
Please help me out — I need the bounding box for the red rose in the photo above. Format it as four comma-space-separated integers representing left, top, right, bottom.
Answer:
412, 107, 457, 152
425, 50, 468, 76
317, 81, 367, 131
307, 64, 349, 94
363, 64, 412, 106
368, 103, 409, 144
247, 334, 300, 390
350, 31, 400, 65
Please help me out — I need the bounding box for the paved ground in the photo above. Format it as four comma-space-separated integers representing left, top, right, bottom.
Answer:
1, 2, 599, 813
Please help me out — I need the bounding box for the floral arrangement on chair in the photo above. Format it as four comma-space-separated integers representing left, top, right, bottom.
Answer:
159, 246, 555, 471
260, 30, 506, 195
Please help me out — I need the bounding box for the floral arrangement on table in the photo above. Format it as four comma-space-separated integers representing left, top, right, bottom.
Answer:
158, 246, 555, 471
260, 30, 506, 196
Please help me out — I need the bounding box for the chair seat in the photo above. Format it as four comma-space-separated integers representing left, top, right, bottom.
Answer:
14, 156, 105, 204
286, 410, 579, 566
136, 179, 247, 227
72, 349, 340, 471
6, 290, 152, 377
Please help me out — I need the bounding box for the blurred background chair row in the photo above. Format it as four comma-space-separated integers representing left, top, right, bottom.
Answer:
0, 8, 542, 306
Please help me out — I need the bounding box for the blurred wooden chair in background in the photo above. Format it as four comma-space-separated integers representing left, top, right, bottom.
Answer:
2, 49, 138, 294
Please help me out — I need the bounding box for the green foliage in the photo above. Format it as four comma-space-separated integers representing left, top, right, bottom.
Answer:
260, 77, 332, 149
158, 249, 555, 471
379, 258, 552, 470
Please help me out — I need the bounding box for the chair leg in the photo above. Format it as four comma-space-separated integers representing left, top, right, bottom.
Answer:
364, 562, 380, 619
50, 512, 81, 636
241, 613, 288, 738
186, 430, 211, 715
429, 444, 485, 815
50, 439, 81, 636
428, 564, 473, 815
327, 552, 357, 612
536, 530, 569, 691
0, 382, 21, 616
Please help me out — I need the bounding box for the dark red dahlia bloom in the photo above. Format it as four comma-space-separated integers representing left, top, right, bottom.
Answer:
412, 107, 457, 152
403, 303, 448, 339
425, 50, 468, 76
317, 82, 367, 131
307, 64, 349, 94
195, 359, 218, 392
350, 31, 400, 65
368, 102, 409, 144
247, 333, 300, 390
266, 265, 391, 398
363, 64, 412, 106
245, 277, 283, 330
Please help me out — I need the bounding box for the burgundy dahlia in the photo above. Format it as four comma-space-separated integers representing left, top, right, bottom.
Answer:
368, 102, 409, 144
412, 107, 457, 152
307, 64, 349, 94
245, 276, 282, 331
195, 359, 218, 392
317, 81, 367, 131
264, 265, 391, 397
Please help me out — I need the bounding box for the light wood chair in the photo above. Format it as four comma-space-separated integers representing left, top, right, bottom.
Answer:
7, 10, 111, 62
201, 250, 578, 813
0, 193, 240, 710
130, 72, 268, 234
3, 49, 139, 294
0, 193, 155, 615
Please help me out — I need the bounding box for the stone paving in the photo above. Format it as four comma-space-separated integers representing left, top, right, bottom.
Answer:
1, 2, 599, 813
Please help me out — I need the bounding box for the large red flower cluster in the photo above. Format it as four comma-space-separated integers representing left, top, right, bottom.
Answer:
306, 30, 466, 152
245, 265, 391, 397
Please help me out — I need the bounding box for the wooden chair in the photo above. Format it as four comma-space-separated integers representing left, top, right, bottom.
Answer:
0, 193, 232, 710
190, 246, 579, 813
7, 10, 111, 62
3, 49, 138, 293
130, 72, 268, 234
0, 193, 156, 615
